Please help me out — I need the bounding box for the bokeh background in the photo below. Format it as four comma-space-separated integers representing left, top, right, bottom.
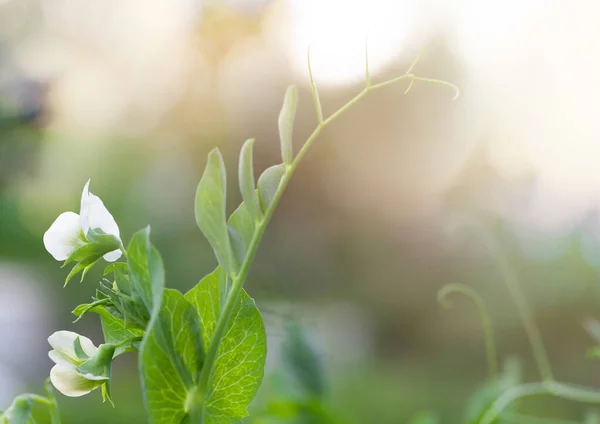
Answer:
2, 0, 600, 422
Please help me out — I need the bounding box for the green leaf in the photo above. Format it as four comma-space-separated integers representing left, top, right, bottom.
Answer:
185, 267, 267, 422
408, 411, 440, 424
63, 233, 120, 266
195, 148, 237, 275
139, 289, 204, 424
278, 85, 298, 165
127, 227, 164, 315
228, 202, 256, 266
72, 298, 110, 323
64, 262, 87, 286
257, 164, 286, 212
282, 322, 325, 398
104, 262, 128, 276
2, 396, 33, 424
239, 138, 261, 222
94, 306, 144, 353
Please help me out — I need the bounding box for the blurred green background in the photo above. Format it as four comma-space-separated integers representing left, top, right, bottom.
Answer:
3, 0, 600, 422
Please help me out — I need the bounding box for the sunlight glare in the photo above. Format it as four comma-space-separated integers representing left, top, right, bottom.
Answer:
285, 0, 418, 87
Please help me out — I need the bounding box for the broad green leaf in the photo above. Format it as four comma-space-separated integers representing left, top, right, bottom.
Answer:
228, 202, 256, 265
257, 164, 286, 212
140, 289, 204, 424
282, 322, 325, 398
408, 411, 440, 424
185, 267, 267, 423
278, 85, 298, 165
127, 227, 164, 315
195, 148, 237, 275
238, 138, 261, 222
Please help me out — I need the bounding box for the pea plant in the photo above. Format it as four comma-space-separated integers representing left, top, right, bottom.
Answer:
0, 48, 457, 424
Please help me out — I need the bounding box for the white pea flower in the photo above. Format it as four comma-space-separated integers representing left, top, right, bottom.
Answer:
48, 331, 110, 397
43, 180, 122, 262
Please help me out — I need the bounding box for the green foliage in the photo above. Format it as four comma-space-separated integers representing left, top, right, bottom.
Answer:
281, 322, 325, 399
139, 289, 204, 424
127, 227, 165, 315
185, 268, 267, 423
0, 382, 60, 424
278, 85, 298, 165
257, 164, 286, 212
15, 53, 465, 424
195, 148, 237, 276
407, 411, 440, 424
585, 410, 600, 424
238, 138, 261, 223
63, 230, 121, 285
464, 357, 522, 424
94, 306, 143, 354
0, 396, 33, 424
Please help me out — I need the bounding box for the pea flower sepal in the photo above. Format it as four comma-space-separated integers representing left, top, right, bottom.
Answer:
43, 180, 124, 285
48, 331, 116, 403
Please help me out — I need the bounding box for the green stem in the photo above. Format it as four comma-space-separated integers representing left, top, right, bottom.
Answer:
437, 283, 499, 382
44, 378, 61, 424
480, 382, 600, 424
503, 412, 580, 424
482, 231, 554, 383
194, 63, 458, 417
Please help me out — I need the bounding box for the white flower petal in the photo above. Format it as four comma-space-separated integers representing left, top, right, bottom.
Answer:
43, 212, 84, 261
80, 179, 120, 239
48, 331, 98, 360
103, 249, 122, 262
50, 364, 107, 397
49, 350, 77, 367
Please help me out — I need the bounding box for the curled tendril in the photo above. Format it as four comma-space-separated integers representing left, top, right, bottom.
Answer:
444, 223, 600, 422
437, 283, 499, 382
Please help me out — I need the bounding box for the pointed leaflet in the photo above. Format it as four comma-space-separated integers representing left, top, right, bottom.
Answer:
195, 149, 237, 275
127, 227, 164, 316
238, 138, 261, 222
278, 85, 298, 165
257, 164, 286, 212
185, 267, 267, 423
140, 289, 204, 424
228, 202, 256, 267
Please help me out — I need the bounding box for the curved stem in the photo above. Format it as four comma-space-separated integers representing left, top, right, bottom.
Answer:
194, 54, 458, 413
503, 412, 579, 424
481, 231, 554, 383
44, 378, 61, 424
480, 382, 600, 424
438, 283, 499, 382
